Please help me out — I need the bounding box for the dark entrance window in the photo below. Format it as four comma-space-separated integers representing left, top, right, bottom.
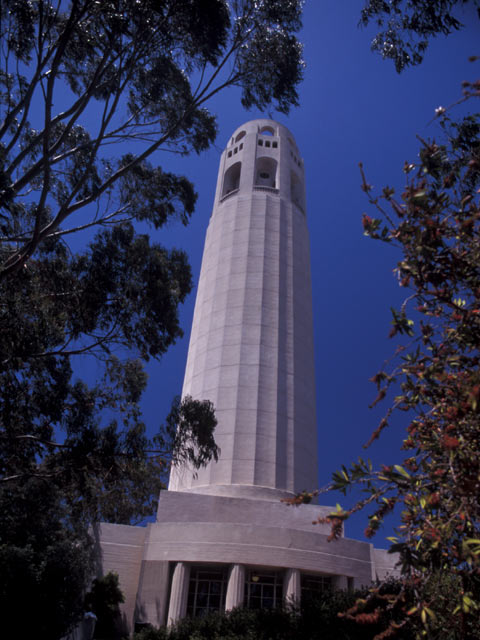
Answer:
244, 569, 283, 610
187, 566, 227, 618
301, 574, 332, 602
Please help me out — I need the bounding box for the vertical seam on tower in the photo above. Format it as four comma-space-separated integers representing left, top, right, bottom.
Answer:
276, 197, 290, 491
286, 202, 295, 492
253, 193, 272, 487
229, 194, 249, 485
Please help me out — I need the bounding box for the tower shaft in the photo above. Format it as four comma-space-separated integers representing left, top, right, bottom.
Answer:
169, 120, 317, 499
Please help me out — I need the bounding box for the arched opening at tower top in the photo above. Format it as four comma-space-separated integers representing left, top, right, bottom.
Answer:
235, 130, 246, 143
259, 125, 275, 136
222, 161, 242, 196
255, 157, 277, 188
291, 170, 304, 212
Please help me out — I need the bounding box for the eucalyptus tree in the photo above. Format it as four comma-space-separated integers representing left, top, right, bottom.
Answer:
360, 0, 480, 72
0, 1, 305, 637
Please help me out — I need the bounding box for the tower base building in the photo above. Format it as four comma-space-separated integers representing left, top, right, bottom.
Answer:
98, 120, 399, 634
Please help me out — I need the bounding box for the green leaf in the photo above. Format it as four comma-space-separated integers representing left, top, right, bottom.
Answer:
394, 465, 411, 479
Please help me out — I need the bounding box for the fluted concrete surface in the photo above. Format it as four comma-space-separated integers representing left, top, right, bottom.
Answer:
169, 119, 317, 498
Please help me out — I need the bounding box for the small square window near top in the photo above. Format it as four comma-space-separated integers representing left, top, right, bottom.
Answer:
265, 140, 271, 148
234, 147, 238, 154
239, 143, 243, 150
272, 141, 278, 148
258, 139, 263, 146
228, 150, 232, 158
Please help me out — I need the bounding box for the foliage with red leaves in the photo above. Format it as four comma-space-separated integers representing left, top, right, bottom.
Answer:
327, 80, 480, 638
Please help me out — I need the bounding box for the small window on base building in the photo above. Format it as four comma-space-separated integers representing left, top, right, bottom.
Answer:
187, 566, 227, 618
244, 569, 283, 610
301, 574, 332, 603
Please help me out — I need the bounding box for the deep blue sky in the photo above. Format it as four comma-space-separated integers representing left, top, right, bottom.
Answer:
137, 2, 480, 543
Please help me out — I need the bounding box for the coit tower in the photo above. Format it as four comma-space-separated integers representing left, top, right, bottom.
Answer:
98, 121, 397, 634
169, 118, 318, 499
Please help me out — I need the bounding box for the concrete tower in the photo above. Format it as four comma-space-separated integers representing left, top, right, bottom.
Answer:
169, 118, 317, 500
98, 121, 399, 635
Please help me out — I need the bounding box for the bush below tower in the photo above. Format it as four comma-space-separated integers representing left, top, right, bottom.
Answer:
133, 583, 413, 640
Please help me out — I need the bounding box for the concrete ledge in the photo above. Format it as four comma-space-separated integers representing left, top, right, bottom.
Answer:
150, 492, 384, 586
144, 521, 372, 583
173, 483, 295, 502
156, 490, 335, 535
